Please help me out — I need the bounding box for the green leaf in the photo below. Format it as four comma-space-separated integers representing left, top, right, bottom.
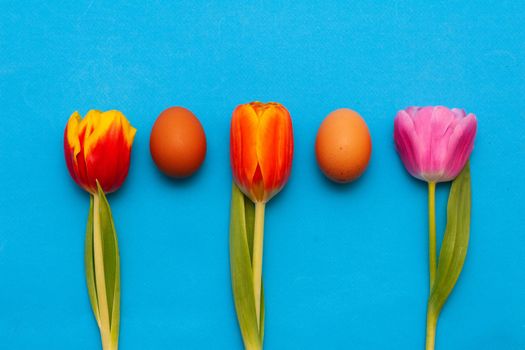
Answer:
242, 191, 265, 344
96, 183, 121, 333
428, 163, 471, 316
244, 195, 256, 260
85, 196, 99, 324
230, 183, 263, 350
110, 246, 121, 348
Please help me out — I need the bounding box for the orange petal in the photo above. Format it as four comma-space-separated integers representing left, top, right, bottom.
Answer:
256, 103, 293, 199
230, 104, 259, 191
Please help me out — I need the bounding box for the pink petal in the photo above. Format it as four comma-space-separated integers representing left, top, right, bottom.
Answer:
429, 106, 459, 177
444, 113, 477, 179
394, 110, 423, 179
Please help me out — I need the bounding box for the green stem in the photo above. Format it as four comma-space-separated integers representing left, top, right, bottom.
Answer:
92, 193, 113, 350
425, 305, 437, 350
252, 202, 266, 331
428, 181, 437, 290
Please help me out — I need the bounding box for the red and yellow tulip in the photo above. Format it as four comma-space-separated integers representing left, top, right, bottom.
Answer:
230, 102, 294, 203
64, 110, 136, 194
64, 109, 136, 350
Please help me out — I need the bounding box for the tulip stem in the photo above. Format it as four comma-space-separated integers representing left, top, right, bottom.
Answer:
252, 202, 266, 331
428, 181, 437, 290
425, 305, 437, 350
92, 193, 114, 350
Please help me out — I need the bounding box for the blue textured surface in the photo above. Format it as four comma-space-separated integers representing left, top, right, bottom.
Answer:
1, 1, 524, 349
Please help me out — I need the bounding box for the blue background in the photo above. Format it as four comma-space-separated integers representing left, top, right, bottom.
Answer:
1, 1, 524, 349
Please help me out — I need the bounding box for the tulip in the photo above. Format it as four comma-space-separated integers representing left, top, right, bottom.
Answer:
394, 106, 477, 184
230, 101, 294, 204
394, 106, 476, 350
64, 110, 137, 194
230, 102, 294, 344
64, 109, 136, 350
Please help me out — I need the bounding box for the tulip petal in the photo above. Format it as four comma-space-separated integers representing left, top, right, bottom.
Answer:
113, 112, 137, 188
429, 107, 459, 178
66, 112, 82, 159
256, 104, 293, 200
83, 110, 113, 160
83, 111, 136, 193
231, 104, 259, 193
64, 113, 80, 180
444, 114, 477, 179
394, 111, 423, 179
64, 112, 93, 192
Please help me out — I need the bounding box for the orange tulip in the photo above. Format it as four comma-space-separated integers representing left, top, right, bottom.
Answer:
230, 102, 294, 203
64, 110, 137, 194
229, 102, 294, 347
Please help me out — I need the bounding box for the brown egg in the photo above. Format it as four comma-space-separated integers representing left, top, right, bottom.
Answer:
150, 106, 207, 178
315, 108, 372, 183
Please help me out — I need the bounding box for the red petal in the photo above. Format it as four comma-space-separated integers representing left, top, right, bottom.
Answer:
84, 117, 132, 193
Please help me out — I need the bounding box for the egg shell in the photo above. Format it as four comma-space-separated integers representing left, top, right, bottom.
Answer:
150, 106, 207, 178
315, 108, 372, 183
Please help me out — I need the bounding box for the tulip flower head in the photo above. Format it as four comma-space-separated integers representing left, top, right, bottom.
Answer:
64, 110, 137, 194
394, 106, 477, 183
230, 102, 294, 203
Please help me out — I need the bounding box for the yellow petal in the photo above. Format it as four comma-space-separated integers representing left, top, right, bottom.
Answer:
118, 111, 137, 147
83, 110, 116, 159
66, 111, 82, 158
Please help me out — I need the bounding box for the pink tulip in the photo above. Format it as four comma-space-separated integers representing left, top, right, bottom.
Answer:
395, 106, 476, 350
394, 106, 477, 183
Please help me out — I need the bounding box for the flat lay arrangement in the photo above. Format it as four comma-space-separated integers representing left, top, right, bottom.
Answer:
2, 2, 524, 350
62, 103, 474, 350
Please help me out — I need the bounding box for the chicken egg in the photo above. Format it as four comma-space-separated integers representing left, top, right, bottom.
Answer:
315, 108, 372, 183
150, 106, 207, 178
